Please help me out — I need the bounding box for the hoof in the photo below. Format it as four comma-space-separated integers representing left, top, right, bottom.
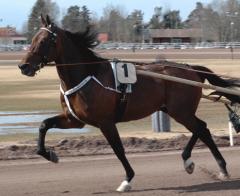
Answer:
218, 172, 230, 181
116, 180, 131, 192
37, 150, 59, 163
184, 159, 195, 174
49, 150, 59, 163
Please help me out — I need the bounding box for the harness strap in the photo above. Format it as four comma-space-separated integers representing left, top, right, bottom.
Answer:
110, 61, 129, 121
60, 75, 120, 122
60, 84, 84, 122
116, 93, 128, 121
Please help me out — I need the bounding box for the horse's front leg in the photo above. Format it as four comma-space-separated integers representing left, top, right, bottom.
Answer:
100, 122, 134, 192
37, 113, 85, 163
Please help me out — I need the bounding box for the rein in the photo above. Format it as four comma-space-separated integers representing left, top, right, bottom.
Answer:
43, 60, 240, 81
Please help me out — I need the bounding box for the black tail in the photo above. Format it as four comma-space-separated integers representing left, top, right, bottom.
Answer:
192, 65, 240, 104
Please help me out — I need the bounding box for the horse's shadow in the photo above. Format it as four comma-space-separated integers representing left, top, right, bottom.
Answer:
158, 178, 240, 193
92, 179, 240, 195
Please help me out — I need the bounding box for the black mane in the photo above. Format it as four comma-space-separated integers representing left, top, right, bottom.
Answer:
65, 27, 99, 50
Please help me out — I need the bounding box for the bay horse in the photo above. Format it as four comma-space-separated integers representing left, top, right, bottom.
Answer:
19, 15, 240, 192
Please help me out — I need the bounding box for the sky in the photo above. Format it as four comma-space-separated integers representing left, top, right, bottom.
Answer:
0, 0, 212, 31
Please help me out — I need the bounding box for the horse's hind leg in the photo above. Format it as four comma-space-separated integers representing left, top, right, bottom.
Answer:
37, 114, 85, 163
182, 134, 198, 174
177, 115, 229, 179
100, 123, 134, 192
182, 123, 210, 175
196, 118, 229, 179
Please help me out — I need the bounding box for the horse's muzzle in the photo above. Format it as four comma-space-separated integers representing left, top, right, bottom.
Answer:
18, 63, 29, 70
18, 63, 35, 77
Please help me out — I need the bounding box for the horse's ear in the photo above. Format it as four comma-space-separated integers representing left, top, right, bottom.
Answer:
40, 14, 47, 27
46, 15, 52, 26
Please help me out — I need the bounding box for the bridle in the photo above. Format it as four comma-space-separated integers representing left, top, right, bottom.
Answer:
39, 26, 57, 66
28, 26, 58, 71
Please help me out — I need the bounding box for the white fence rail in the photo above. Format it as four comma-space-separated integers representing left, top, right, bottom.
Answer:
0, 44, 29, 52
97, 42, 240, 50
2, 42, 240, 52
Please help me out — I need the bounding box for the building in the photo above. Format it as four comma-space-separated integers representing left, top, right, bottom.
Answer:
149, 28, 204, 43
0, 26, 27, 45
98, 33, 109, 43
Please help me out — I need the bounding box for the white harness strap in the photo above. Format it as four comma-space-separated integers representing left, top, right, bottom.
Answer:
60, 75, 120, 121
60, 76, 92, 122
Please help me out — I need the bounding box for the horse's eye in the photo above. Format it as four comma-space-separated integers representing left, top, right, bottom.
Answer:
40, 40, 45, 45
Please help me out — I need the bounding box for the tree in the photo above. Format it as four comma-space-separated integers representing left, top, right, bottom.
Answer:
81, 5, 91, 29
62, 5, 92, 32
27, 0, 48, 42
162, 10, 182, 29
62, 6, 82, 32
98, 5, 128, 42
215, 0, 240, 42
128, 10, 144, 42
185, 2, 204, 28
45, 1, 59, 23
202, 5, 220, 42
27, 0, 59, 42
185, 2, 220, 41
185, 1, 240, 42
149, 7, 162, 29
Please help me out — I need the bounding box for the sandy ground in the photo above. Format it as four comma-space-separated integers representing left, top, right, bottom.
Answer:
1, 148, 240, 196
0, 134, 239, 161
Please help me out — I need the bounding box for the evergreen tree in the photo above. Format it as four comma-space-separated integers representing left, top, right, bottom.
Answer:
162, 10, 182, 29
81, 5, 91, 28
185, 2, 205, 28
185, 2, 220, 41
62, 5, 91, 32
27, 0, 48, 42
129, 10, 144, 42
27, 0, 59, 42
149, 7, 162, 29
46, 0, 59, 22
62, 6, 82, 32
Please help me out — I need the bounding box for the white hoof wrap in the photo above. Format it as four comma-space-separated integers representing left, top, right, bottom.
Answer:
218, 172, 229, 181
184, 158, 195, 174
116, 180, 131, 192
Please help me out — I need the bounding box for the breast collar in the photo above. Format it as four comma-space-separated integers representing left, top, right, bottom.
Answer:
60, 74, 120, 121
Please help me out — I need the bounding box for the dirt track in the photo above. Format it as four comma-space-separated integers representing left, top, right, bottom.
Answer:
1, 148, 240, 196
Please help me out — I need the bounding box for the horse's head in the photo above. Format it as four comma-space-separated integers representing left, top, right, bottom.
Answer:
18, 15, 58, 76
